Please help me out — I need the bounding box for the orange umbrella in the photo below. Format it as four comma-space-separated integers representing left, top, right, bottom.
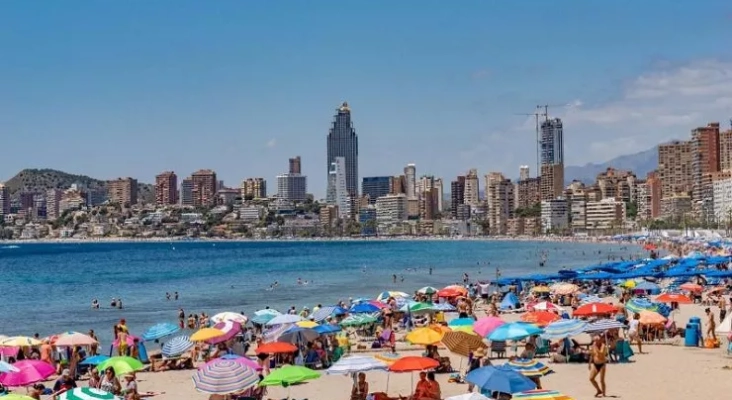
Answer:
573, 302, 617, 317
520, 311, 560, 327
388, 356, 440, 372
679, 283, 703, 292
638, 310, 666, 325
655, 293, 692, 304
255, 341, 298, 354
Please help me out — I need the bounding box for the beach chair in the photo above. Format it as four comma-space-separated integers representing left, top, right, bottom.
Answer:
534, 338, 550, 357
303, 351, 321, 369
615, 340, 634, 363
490, 341, 506, 358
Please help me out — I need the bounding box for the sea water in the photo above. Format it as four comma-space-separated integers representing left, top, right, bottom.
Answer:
0, 240, 636, 344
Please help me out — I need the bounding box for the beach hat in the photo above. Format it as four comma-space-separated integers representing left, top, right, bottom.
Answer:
62, 369, 70, 377
474, 347, 487, 358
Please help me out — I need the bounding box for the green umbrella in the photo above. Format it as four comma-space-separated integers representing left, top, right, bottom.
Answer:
260, 365, 321, 387
96, 356, 144, 375
340, 314, 377, 327
57, 388, 123, 400
402, 302, 435, 314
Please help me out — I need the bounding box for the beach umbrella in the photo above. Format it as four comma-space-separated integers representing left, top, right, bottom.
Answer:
54, 331, 98, 347
162, 335, 194, 357
56, 387, 122, 400
579, 295, 602, 305
437, 288, 463, 297
311, 306, 347, 322
620, 280, 637, 289
326, 355, 388, 374
531, 301, 562, 312
448, 318, 475, 328
0, 336, 41, 347
584, 319, 625, 333
376, 291, 409, 302
190, 327, 225, 342
401, 302, 435, 314
266, 314, 305, 326
474, 316, 506, 337
374, 352, 400, 365
465, 365, 536, 394
208, 320, 243, 344
488, 322, 543, 342
255, 341, 298, 355
540, 319, 587, 339
254, 308, 281, 316
80, 355, 110, 366
441, 331, 487, 357
680, 282, 703, 292
405, 327, 443, 345
96, 356, 144, 376
655, 293, 693, 304
295, 320, 319, 328
340, 314, 378, 327
250, 313, 279, 325
260, 365, 321, 386
279, 326, 320, 344
432, 302, 457, 311
573, 302, 617, 317
2, 394, 36, 400
0, 360, 55, 386
638, 310, 666, 324
207, 355, 262, 370
502, 359, 553, 378
193, 359, 260, 394
112, 334, 139, 348
531, 286, 551, 294
634, 281, 659, 291
0, 360, 19, 373
388, 356, 439, 372
446, 394, 491, 400
350, 303, 382, 314
625, 298, 659, 314
141, 322, 180, 341
513, 389, 574, 400
520, 311, 560, 327
313, 324, 342, 335
551, 283, 578, 295
417, 286, 438, 295
210, 312, 248, 325
430, 324, 453, 334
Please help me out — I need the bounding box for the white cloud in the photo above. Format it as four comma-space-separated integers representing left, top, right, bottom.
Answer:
266, 138, 277, 148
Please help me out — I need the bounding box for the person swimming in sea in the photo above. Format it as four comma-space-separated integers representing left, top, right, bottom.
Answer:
91, 298, 99, 309
111, 298, 117, 308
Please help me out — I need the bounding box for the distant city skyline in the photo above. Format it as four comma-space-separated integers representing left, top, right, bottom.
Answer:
2, 2, 732, 197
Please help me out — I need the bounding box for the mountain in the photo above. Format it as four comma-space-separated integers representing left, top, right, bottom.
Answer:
564, 146, 658, 184
3, 168, 155, 203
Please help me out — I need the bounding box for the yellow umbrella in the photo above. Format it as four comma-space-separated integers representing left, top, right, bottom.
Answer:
405, 327, 443, 345
620, 280, 636, 289
0, 336, 41, 347
552, 283, 578, 295
296, 320, 319, 328
531, 286, 551, 294
190, 327, 225, 342
450, 326, 478, 335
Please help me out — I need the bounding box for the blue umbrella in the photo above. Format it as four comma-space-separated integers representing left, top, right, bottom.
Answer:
488, 322, 543, 341
279, 326, 319, 344
314, 324, 342, 335
448, 318, 476, 327
350, 303, 381, 313
162, 335, 194, 357
80, 355, 110, 365
142, 322, 180, 341
540, 319, 587, 339
312, 306, 347, 322
584, 319, 625, 333
465, 365, 536, 394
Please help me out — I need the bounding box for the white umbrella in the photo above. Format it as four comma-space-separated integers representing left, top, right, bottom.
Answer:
326, 356, 388, 374
211, 312, 248, 325
446, 394, 491, 400
54, 331, 98, 347
265, 314, 304, 326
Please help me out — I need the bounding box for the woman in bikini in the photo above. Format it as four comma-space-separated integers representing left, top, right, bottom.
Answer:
588, 335, 608, 397
351, 372, 369, 400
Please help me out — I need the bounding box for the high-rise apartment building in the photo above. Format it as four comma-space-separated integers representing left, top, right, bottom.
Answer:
107, 177, 138, 206
450, 176, 466, 218
0, 183, 9, 217
486, 173, 515, 234
326, 102, 359, 197
180, 178, 194, 206
637, 171, 662, 221
240, 178, 267, 200
362, 177, 391, 205
433, 178, 444, 212
720, 129, 732, 172
419, 188, 439, 220
389, 176, 405, 195
45, 188, 63, 220
658, 140, 692, 198
540, 164, 564, 201
691, 122, 721, 221
327, 157, 350, 218
289, 156, 302, 174
191, 169, 217, 207
375, 193, 408, 225
155, 171, 178, 206
404, 164, 417, 199
541, 118, 564, 165
464, 169, 480, 206
519, 165, 530, 181
277, 174, 307, 202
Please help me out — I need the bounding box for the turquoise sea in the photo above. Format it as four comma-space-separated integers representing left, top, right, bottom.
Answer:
0, 240, 638, 344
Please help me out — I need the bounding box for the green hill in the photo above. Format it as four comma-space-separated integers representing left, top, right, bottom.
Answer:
3, 168, 155, 203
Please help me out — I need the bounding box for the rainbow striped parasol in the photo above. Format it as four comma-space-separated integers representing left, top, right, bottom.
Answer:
513, 389, 574, 400
502, 358, 553, 378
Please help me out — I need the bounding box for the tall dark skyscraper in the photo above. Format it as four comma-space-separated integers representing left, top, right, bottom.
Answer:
327, 102, 359, 197
540, 118, 564, 165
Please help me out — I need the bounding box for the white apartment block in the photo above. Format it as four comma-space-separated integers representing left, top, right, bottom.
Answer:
585, 198, 625, 230
376, 194, 408, 225
713, 177, 732, 222
541, 199, 569, 233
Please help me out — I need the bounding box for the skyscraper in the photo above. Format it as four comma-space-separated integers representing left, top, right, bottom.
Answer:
278, 157, 307, 202
327, 157, 350, 218
464, 169, 480, 206
0, 183, 9, 217
327, 102, 359, 197
191, 169, 217, 207
155, 171, 178, 206
450, 176, 466, 218
362, 177, 391, 204
404, 164, 416, 199
289, 156, 302, 174
540, 118, 565, 200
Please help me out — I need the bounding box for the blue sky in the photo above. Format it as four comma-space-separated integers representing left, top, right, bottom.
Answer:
2, 1, 732, 197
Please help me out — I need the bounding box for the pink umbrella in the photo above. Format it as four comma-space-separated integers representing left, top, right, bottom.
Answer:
112, 334, 140, 347
205, 355, 262, 371
473, 316, 506, 337
207, 321, 242, 344
0, 360, 55, 386
54, 331, 98, 347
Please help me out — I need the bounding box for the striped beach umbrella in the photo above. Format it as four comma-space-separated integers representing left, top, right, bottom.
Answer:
162, 335, 194, 357
57, 387, 122, 400
540, 319, 587, 340
502, 359, 553, 378
208, 320, 242, 343
531, 301, 562, 311
192, 359, 260, 394
441, 331, 487, 357
326, 355, 388, 374
211, 312, 248, 325
54, 332, 98, 347
513, 389, 574, 400
141, 322, 180, 341
417, 286, 438, 295
584, 319, 625, 333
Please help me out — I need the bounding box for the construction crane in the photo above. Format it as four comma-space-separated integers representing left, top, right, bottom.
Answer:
514, 103, 568, 177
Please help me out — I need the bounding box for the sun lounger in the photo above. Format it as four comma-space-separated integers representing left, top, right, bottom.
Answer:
491, 341, 506, 358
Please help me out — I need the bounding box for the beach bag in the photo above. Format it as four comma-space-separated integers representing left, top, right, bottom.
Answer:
704, 338, 720, 348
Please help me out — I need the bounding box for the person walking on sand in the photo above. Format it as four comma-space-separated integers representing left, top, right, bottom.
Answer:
588, 335, 608, 398
705, 308, 717, 341
627, 313, 643, 354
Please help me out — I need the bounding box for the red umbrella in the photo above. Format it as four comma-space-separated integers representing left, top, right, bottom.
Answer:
520, 311, 560, 327
573, 302, 617, 317
255, 341, 297, 354
388, 356, 440, 372
680, 283, 703, 292
655, 293, 693, 304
